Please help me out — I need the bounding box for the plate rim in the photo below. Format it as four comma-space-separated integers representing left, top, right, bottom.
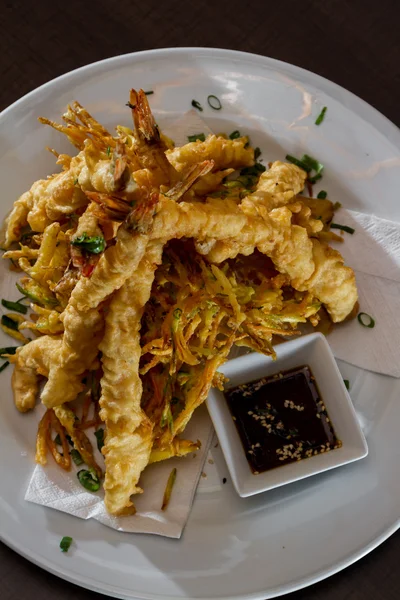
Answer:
1, 46, 399, 600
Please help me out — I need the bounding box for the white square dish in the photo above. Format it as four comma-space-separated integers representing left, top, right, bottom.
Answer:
206, 332, 368, 497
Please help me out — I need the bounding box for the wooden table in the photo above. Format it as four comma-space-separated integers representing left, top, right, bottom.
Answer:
1, 1, 399, 599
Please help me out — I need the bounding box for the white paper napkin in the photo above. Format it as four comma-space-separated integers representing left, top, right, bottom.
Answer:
325, 209, 400, 377
26, 404, 213, 538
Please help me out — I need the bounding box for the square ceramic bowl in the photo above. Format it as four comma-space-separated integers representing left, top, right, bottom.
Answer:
206, 332, 368, 497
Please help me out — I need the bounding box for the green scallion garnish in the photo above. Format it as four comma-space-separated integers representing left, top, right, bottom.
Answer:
71, 233, 106, 254
94, 428, 105, 452
0, 361, 10, 373
144, 90, 154, 95
286, 154, 312, 172
60, 536, 73, 553
229, 130, 241, 140
315, 106, 327, 125
357, 312, 375, 328
191, 99, 203, 111
207, 95, 222, 110
330, 223, 355, 234
317, 190, 328, 199
343, 379, 350, 390
254, 147, 262, 160
1, 299, 28, 314
1, 315, 20, 331
126, 102, 135, 109
0, 346, 18, 356
187, 133, 206, 143
106, 146, 111, 157
77, 468, 101, 492
71, 449, 83, 466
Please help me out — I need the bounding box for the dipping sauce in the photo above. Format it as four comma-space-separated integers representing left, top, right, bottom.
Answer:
225, 366, 341, 474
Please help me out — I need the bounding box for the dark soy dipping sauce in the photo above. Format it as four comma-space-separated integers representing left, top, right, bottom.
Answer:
225, 365, 341, 474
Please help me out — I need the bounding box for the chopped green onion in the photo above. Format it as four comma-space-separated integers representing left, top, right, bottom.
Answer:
330, 223, 355, 234
144, 90, 154, 95
94, 428, 105, 452
315, 106, 327, 125
229, 130, 241, 140
126, 101, 135, 109
286, 154, 312, 172
1, 299, 28, 314
207, 95, 222, 110
240, 163, 266, 177
71, 449, 83, 466
187, 133, 206, 143
317, 190, 328, 199
54, 434, 62, 446
161, 467, 177, 511
106, 146, 111, 157
1, 315, 19, 331
77, 468, 101, 492
71, 233, 106, 254
357, 312, 375, 328
0, 346, 19, 356
254, 147, 262, 160
343, 379, 350, 390
60, 536, 73, 553
191, 99, 203, 111
0, 361, 9, 373
73, 178, 78, 185
308, 173, 322, 184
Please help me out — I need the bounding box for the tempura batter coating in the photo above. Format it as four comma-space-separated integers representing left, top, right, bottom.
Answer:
167, 134, 254, 171
100, 242, 163, 515
11, 336, 63, 412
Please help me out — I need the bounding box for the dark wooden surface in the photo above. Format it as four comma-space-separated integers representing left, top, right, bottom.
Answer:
1, 0, 399, 599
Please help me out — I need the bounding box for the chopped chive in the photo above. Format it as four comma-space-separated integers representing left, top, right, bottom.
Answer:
0, 361, 9, 373
73, 178, 78, 185
286, 154, 312, 172
106, 146, 111, 157
0, 346, 19, 356
54, 434, 62, 446
187, 133, 206, 143
315, 106, 327, 125
229, 130, 241, 140
357, 312, 375, 328
71, 233, 106, 254
161, 467, 177, 511
94, 428, 105, 452
343, 379, 350, 390
317, 190, 328, 199
207, 95, 222, 110
224, 180, 244, 189
144, 90, 154, 95
1, 299, 28, 314
254, 147, 262, 160
60, 536, 73, 553
126, 102, 135, 109
77, 468, 100, 492
1, 315, 19, 331
191, 99, 203, 111
308, 173, 323, 184
330, 223, 355, 234
71, 449, 83, 466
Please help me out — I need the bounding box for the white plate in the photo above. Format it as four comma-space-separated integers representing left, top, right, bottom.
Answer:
1, 48, 399, 600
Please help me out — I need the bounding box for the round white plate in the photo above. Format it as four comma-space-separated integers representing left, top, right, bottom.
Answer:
0, 48, 399, 600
